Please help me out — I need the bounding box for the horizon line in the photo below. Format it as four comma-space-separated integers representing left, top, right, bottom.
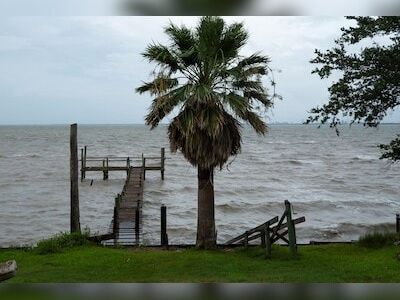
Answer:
0, 122, 399, 126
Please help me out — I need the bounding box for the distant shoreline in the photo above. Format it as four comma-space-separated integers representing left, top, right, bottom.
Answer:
0, 123, 399, 127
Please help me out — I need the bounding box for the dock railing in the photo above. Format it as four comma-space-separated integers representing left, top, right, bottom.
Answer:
80, 146, 166, 181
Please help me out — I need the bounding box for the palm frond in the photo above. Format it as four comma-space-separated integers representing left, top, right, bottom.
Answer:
220, 22, 248, 60
237, 53, 270, 68
232, 79, 264, 91
243, 90, 272, 107
143, 44, 180, 72
243, 111, 267, 135
223, 92, 249, 116
136, 76, 179, 96
145, 84, 192, 128
165, 23, 195, 52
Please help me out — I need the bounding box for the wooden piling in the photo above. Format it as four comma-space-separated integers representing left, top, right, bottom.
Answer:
83, 146, 87, 179
103, 159, 109, 180
285, 200, 297, 258
161, 147, 165, 180
396, 214, 400, 233
161, 205, 168, 247
70, 124, 81, 233
143, 157, 146, 181
126, 157, 130, 173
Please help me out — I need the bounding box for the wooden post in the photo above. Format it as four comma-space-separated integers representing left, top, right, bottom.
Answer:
70, 124, 81, 233
261, 229, 266, 247
161, 205, 168, 247
396, 214, 400, 233
80, 148, 84, 182
106, 157, 109, 179
127, 157, 130, 175
244, 231, 249, 248
102, 159, 105, 180
285, 200, 297, 258
143, 157, 146, 181
161, 147, 165, 180
113, 195, 120, 245
83, 146, 87, 179
103, 159, 109, 180
265, 224, 272, 259
135, 208, 140, 243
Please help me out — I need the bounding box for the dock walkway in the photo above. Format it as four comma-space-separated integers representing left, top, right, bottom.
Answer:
111, 166, 143, 245
81, 146, 166, 246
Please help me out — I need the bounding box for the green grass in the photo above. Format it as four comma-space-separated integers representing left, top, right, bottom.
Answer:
1, 244, 400, 282
34, 231, 91, 255
359, 231, 400, 249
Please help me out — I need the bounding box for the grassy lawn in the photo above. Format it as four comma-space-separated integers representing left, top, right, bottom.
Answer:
1, 244, 399, 282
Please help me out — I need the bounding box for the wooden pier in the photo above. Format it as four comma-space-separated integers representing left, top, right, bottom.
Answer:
80, 146, 165, 181
81, 146, 166, 246
111, 166, 143, 245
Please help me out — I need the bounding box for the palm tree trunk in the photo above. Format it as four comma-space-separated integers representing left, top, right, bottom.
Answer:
196, 166, 216, 249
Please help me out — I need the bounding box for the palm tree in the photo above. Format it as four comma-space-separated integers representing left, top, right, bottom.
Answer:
137, 16, 275, 249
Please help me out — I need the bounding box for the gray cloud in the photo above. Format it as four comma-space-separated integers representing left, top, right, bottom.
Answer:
0, 17, 398, 125
1, 0, 399, 16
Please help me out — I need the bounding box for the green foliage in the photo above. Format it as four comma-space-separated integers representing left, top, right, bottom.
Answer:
1, 244, 400, 282
307, 16, 400, 161
34, 231, 91, 255
359, 231, 400, 249
379, 136, 400, 161
137, 16, 278, 169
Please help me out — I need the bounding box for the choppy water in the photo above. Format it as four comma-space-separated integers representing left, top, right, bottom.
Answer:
0, 124, 399, 247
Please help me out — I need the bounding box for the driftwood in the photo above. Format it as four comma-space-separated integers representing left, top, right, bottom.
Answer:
0, 260, 17, 282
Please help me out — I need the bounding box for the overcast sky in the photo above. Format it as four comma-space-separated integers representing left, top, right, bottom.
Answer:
0, 16, 399, 125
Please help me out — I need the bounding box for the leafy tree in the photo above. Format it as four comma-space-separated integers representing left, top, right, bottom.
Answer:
136, 17, 276, 248
307, 16, 400, 161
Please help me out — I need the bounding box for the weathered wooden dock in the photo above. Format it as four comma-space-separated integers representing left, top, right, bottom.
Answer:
111, 166, 143, 245
80, 146, 165, 181
81, 146, 166, 246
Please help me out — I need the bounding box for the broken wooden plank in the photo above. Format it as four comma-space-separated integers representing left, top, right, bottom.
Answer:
245, 216, 306, 243
224, 216, 279, 245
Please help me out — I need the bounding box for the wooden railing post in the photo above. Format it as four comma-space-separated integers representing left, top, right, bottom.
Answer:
80, 148, 84, 182
396, 214, 400, 233
260, 229, 266, 247
70, 124, 81, 233
103, 158, 109, 180
106, 157, 109, 179
83, 146, 87, 179
265, 224, 272, 259
161, 147, 165, 180
135, 208, 140, 244
161, 205, 168, 247
285, 200, 297, 258
143, 157, 146, 181
113, 195, 120, 245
